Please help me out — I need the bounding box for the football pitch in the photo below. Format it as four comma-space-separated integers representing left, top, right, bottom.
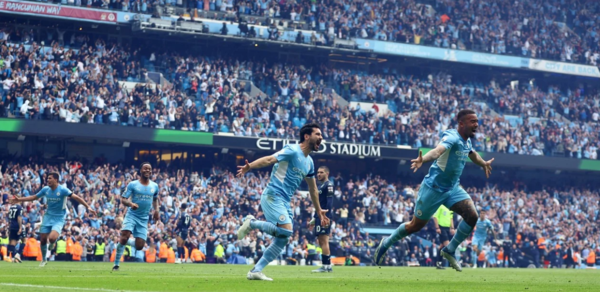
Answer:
0, 262, 598, 292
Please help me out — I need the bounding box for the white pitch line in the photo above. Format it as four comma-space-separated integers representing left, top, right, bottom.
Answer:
0, 283, 159, 292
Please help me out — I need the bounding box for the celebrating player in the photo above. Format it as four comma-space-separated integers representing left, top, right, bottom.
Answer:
112, 162, 160, 272
236, 123, 330, 281
471, 210, 495, 269
311, 166, 334, 273
7, 201, 24, 263
10, 172, 96, 267
374, 109, 494, 272
174, 203, 191, 264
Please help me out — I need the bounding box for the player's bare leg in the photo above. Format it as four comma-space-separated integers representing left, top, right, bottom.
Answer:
375, 216, 429, 266
313, 235, 332, 272
442, 199, 479, 272
113, 230, 136, 271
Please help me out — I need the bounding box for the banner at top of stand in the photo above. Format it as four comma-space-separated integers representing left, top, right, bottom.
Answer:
354, 38, 600, 78
0, 0, 119, 24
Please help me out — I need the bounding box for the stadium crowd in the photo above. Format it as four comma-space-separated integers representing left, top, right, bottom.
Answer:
26, 0, 600, 66
1, 156, 599, 268
2, 25, 600, 159
192, 0, 600, 66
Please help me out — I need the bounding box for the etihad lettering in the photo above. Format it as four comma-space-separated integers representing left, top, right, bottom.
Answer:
256, 138, 381, 157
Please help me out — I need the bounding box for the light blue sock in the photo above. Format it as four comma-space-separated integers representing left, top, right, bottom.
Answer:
446, 221, 474, 253
382, 223, 408, 250
114, 243, 125, 266
41, 244, 48, 261
250, 220, 278, 237
126, 238, 135, 247
252, 236, 288, 272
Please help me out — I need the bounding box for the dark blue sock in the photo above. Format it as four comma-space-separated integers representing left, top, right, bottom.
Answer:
178, 247, 185, 259
322, 254, 331, 265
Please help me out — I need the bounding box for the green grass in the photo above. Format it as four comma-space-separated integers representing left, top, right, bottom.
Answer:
0, 262, 598, 292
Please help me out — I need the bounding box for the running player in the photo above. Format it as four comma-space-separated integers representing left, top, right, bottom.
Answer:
10, 172, 96, 267
7, 201, 23, 263
471, 210, 495, 269
174, 203, 191, 264
374, 109, 494, 272
112, 162, 160, 271
236, 123, 330, 281
311, 166, 334, 273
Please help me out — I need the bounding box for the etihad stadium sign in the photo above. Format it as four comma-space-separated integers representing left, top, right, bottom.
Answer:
256, 138, 381, 157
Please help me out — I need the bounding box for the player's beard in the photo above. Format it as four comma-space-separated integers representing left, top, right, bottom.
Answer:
311, 139, 320, 151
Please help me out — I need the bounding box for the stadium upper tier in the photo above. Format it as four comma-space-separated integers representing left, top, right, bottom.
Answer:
0, 25, 599, 159
20, 0, 600, 67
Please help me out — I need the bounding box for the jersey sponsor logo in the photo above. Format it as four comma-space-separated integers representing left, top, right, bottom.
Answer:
292, 167, 307, 178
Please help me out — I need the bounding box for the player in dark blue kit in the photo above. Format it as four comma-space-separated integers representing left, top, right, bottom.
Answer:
173, 203, 191, 264
7, 203, 24, 263
311, 166, 334, 273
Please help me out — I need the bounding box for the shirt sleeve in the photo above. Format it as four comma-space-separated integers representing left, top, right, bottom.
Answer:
306, 159, 315, 178
122, 182, 134, 199
273, 144, 296, 162
35, 186, 49, 199
62, 187, 73, 197
153, 183, 159, 199
439, 131, 459, 150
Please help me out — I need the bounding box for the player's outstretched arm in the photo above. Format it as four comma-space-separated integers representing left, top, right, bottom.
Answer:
9, 195, 39, 204
305, 177, 330, 227
468, 151, 494, 178
70, 194, 97, 217
411, 144, 447, 172
236, 156, 278, 177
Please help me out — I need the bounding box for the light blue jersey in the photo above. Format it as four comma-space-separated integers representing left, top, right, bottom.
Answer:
122, 180, 159, 220
266, 144, 315, 201
423, 129, 472, 192
36, 185, 73, 217
474, 218, 493, 239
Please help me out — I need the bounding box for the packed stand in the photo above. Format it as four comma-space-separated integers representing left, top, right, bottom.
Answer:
0, 156, 599, 268
199, 0, 600, 66
1, 25, 600, 159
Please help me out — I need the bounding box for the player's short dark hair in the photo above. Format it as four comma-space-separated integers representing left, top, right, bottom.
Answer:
299, 123, 320, 143
48, 172, 59, 181
318, 166, 330, 173
139, 162, 152, 173
457, 109, 476, 122
180, 203, 187, 209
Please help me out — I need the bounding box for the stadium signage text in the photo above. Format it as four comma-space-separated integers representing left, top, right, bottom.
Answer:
256, 138, 381, 157
0, 0, 117, 23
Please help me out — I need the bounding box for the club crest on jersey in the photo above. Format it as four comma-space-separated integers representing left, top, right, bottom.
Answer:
279, 215, 286, 222
416, 210, 423, 217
